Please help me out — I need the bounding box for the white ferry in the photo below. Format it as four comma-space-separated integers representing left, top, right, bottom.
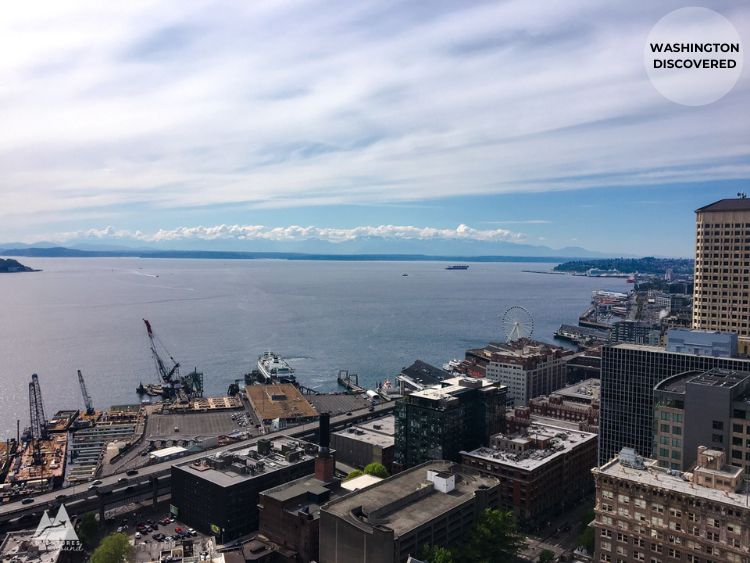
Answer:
257, 352, 297, 384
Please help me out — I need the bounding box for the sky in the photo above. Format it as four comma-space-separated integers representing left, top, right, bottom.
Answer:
1, 0, 748, 257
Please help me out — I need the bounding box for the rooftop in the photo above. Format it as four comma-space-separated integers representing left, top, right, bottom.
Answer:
400, 360, 450, 387
245, 384, 318, 421
341, 474, 383, 492
306, 394, 371, 417
656, 368, 750, 394
410, 376, 500, 402
696, 198, 750, 213
469, 338, 570, 360
595, 455, 750, 509
323, 461, 499, 537
462, 422, 597, 471
0, 505, 78, 563
333, 418, 395, 449
553, 378, 601, 402
176, 436, 318, 488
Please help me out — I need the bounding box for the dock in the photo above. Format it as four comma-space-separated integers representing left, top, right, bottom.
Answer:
337, 370, 365, 394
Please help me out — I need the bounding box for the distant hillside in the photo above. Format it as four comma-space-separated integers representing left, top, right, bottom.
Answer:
0, 246, 602, 263
553, 257, 693, 275
0, 258, 37, 273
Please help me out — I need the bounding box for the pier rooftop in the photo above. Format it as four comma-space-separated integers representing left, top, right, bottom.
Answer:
245, 384, 318, 423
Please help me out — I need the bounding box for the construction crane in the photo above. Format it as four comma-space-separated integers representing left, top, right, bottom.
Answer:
144, 319, 181, 396
28, 373, 48, 465
142, 319, 203, 401
77, 370, 95, 416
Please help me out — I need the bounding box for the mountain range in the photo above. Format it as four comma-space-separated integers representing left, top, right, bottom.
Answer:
0, 237, 632, 259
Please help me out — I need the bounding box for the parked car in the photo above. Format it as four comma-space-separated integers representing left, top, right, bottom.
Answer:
135, 532, 142, 540
126, 470, 139, 476
88, 479, 103, 489
21, 498, 34, 505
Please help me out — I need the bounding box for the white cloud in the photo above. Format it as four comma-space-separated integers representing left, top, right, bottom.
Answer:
0, 0, 748, 231
59, 223, 525, 244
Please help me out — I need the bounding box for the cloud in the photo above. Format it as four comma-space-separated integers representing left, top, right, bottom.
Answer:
0, 0, 748, 232
481, 220, 551, 225
60, 223, 525, 244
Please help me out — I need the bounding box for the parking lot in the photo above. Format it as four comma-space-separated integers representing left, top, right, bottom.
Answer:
101, 501, 216, 562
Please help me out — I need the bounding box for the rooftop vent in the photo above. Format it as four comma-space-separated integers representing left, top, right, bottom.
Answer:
619, 447, 645, 469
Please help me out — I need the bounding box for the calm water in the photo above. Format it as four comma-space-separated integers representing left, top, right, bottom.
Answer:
0, 258, 627, 437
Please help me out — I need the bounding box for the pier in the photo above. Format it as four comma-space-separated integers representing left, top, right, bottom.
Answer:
337, 370, 365, 394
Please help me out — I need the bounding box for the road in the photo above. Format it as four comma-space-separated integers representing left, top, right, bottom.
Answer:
0, 401, 395, 525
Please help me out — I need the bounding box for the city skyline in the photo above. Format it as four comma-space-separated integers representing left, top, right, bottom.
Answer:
2, 1, 749, 257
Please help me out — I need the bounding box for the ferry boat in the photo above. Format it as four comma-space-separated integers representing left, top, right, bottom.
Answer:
257, 352, 297, 384
445, 265, 469, 270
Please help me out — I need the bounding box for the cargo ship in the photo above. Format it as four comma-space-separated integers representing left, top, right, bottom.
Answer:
445, 265, 469, 270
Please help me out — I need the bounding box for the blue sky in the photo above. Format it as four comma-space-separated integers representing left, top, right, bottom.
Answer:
1, 0, 748, 256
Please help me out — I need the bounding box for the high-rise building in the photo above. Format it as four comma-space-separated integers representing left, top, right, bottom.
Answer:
599, 342, 750, 465
653, 368, 750, 472
693, 198, 750, 354
593, 447, 749, 563
394, 376, 506, 470
319, 461, 500, 563
465, 339, 573, 406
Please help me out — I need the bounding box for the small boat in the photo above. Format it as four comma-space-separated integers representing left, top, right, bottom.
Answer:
402, 273, 408, 276
446, 265, 469, 270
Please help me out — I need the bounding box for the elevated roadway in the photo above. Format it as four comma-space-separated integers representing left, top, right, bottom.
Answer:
0, 401, 394, 529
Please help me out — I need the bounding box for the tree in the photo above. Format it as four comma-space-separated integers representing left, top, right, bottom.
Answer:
419, 544, 456, 563
459, 509, 526, 563
539, 548, 556, 563
363, 462, 389, 478
577, 507, 595, 554
77, 512, 100, 549
91, 533, 134, 563
343, 469, 364, 481
577, 526, 594, 554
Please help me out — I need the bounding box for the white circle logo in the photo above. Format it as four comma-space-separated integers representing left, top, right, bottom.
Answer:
645, 7, 743, 106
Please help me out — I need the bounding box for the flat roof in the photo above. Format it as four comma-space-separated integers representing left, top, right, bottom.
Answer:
696, 198, 750, 213
400, 360, 450, 386
333, 419, 395, 449
553, 378, 601, 402
610, 342, 750, 361
463, 423, 597, 471
150, 445, 188, 458
306, 394, 370, 417
595, 457, 750, 509
356, 416, 395, 436
176, 435, 317, 488
341, 474, 382, 492
245, 384, 318, 421
656, 368, 750, 394
323, 461, 498, 537
468, 338, 570, 360
263, 477, 330, 503
410, 376, 499, 401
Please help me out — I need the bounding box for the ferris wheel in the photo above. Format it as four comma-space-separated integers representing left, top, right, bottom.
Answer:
502, 306, 534, 343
